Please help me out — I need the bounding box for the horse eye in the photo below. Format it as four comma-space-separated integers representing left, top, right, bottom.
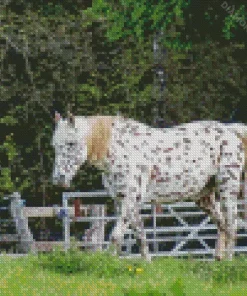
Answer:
68, 142, 75, 147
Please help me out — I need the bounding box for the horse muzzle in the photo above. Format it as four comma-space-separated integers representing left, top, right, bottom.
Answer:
53, 174, 70, 188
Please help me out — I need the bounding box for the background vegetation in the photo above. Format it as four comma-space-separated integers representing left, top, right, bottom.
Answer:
0, 0, 246, 210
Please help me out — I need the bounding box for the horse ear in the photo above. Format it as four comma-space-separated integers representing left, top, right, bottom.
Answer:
67, 111, 75, 127
55, 111, 62, 123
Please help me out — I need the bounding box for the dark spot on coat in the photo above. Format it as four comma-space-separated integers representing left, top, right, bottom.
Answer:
163, 148, 174, 153
174, 142, 181, 148
183, 138, 191, 144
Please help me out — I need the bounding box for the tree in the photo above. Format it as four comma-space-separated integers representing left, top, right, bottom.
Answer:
0, 2, 94, 198
87, 0, 246, 124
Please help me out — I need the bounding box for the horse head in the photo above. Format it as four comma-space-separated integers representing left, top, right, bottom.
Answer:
51, 111, 89, 187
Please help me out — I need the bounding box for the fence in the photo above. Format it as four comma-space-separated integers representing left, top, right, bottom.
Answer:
3, 188, 247, 257
62, 191, 108, 252
0, 192, 36, 254
0, 195, 18, 250
9, 192, 36, 254
62, 189, 247, 259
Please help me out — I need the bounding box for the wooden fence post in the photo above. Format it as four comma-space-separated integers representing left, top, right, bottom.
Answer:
90, 205, 105, 251
10, 192, 36, 254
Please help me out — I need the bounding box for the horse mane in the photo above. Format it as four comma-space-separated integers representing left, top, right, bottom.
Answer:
86, 116, 114, 165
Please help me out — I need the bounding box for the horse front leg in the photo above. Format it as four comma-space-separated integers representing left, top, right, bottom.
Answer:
224, 198, 238, 260
129, 203, 151, 262
215, 227, 226, 260
134, 224, 151, 262
109, 191, 137, 257
110, 166, 151, 261
110, 214, 131, 256
110, 201, 151, 261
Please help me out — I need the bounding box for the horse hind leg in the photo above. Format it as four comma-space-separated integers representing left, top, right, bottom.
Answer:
216, 140, 243, 260
129, 205, 151, 262
213, 189, 239, 261
215, 229, 226, 260
197, 193, 226, 260
212, 198, 227, 260
222, 196, 238, 261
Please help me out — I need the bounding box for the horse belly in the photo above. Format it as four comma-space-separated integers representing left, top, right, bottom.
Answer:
151, 174, 209, 202
146, 148, 216, 203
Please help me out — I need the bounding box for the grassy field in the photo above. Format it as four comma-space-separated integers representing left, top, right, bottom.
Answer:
1, 248, 247, 296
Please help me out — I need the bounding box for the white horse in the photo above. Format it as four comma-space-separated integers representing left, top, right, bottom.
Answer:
52, 112, 247, 261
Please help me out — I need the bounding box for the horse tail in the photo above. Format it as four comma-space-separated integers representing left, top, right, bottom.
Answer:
225, 123, 247, 139
225, 123, 247, 171
225, 124, 247, 229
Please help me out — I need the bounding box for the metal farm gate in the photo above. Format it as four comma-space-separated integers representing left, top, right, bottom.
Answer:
62, 190, 247, 259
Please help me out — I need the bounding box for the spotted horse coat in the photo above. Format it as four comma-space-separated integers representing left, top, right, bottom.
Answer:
52, 113, 246, 261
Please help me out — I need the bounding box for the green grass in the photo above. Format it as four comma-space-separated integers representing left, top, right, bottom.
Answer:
1, 249, 247, 296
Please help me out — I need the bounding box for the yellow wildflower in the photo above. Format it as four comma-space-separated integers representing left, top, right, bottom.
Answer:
135, 268, 143, 273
